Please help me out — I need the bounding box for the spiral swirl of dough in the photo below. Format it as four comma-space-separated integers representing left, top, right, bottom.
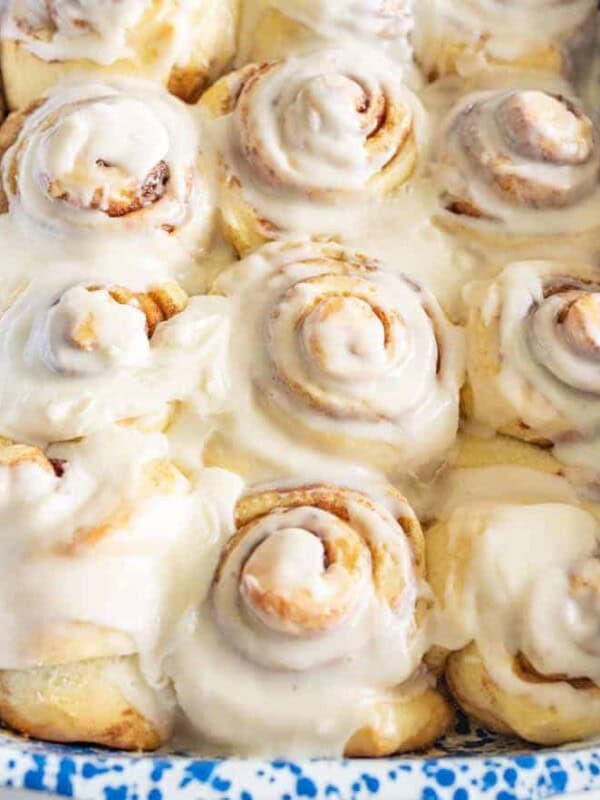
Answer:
214, 484, 423, 671
427, 473, 600, 744
0, 427, 242, 670
169, 479, 454, 756
435, 89, 600, 241
210, 241, 464, 477
0, 277, 229, 442
0, 77, 211, 237
231, 51, 423, 199
465, 261, 600, 443
199, 49, 427, 254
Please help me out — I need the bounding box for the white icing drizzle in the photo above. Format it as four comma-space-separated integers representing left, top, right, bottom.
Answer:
433, 88, 600, 238
0, 1, 597, 755
414, 0, 596, 79
0, 427, 244, 680
168, 477, 427, 757
210, 241, 464, 480
0, 276, 230, 443
206, 47, 429, 224
2, 0, 201, 70
102, 657, 177, 738
270, 0, 413, 44
434, 466, 600, 715
3, 78, 214, 244
202, 47, 485, 311
465, 261, 600, 440
238, 0, 416, 67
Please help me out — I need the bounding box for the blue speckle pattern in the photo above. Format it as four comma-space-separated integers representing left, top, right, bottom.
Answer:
0, 720, 598, 800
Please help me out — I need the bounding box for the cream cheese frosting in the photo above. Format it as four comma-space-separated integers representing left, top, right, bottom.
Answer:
414, 0, 596, 79
0, 427, 244, 679
237, 0, 416, 68
0, 2, 597, 758
433, 466, 600, 716
167, 477, 429, 756
0, 275, 230, 442
2, 78, 213, 240
2, 0, 200, 69
209, 241, 465, 480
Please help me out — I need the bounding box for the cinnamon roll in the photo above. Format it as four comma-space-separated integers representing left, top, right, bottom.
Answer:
433, 89, 600, 248
168, 479, 453, 757
205, 241, 464, 480
200, 49, 427, 255
414, 0, 596, 82
241, 0, 414, 67
464, 261, 600, 445
0, 78, 214, 246
0, 655, 172, 751
0, 428, 242, 748
1, 0, 239, 110
427, 466, 600, 745
0, 277, 229, 442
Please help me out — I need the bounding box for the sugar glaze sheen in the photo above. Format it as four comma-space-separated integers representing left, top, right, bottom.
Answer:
0, 0, 598, 763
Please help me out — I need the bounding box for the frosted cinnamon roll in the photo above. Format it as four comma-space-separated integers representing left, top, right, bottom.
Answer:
433, 89, 600, 248
464, 261, 600, 446
427, 467, 600, 745
0, 277, 229, 442
414, 0, 596, 83
200, 49, 427, 255
0, 78, 213, 245
1, 0, 239, 110
205, 241, 464, 480
0, 428, 242, 748
169, 480, 453, 757
241, 0, 414, 67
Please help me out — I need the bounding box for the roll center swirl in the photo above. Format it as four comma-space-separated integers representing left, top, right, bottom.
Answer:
442, 88, 600, 214
528, 286, 600, 394
239, 509, 370, 637
267, 274, 407, 422
38, 98, 171, 216
231, 51, 421, 198
286, 74, 372, 136
559, 294, 600, 358
497, 92, 594, 165
300, 294, 395, 381
240, 510, 370, 636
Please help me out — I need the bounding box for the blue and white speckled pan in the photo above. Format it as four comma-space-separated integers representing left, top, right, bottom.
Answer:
0, 717, 597, 800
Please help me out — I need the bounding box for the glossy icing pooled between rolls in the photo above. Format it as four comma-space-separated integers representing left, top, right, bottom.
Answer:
0, 0, 598, 759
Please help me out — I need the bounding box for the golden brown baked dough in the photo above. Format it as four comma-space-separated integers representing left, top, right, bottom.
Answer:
433, 89, 600, 249
169, 480, 453, 756
463, 262, 600, 445
426, 455, 600, 746
82, 281, 188, 337
1, 0, 240, 110
206, 241, 464, 480
200, 51, 425, 255
444, 644, 600, 746
0, 434, 203, 749
0, 656, 170, 751
414, 0, 596, 83
0, 77, 213, 242
344, 689, 455, 757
